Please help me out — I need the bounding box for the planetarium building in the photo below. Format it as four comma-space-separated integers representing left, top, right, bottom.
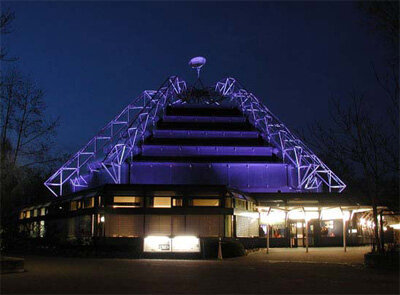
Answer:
18, 59, 396, 254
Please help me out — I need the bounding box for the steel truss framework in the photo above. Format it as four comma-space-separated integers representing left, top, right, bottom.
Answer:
215, 77, 346, 193
45, 76, 345, 197
45, 76, 187, 196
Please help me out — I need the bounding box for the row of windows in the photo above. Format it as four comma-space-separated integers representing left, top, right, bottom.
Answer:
112, 196, 221, 208
20, 197, 96, 218
231, 192, 256, 211
70, 197, 95, 211
19, 220, 46, 238
19, 195, 256, 219
234, 198, 255, 211
19, 207, 47, 220
111, 196, 256, 211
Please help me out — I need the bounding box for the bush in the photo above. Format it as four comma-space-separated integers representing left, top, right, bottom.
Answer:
202, 238, 246, 258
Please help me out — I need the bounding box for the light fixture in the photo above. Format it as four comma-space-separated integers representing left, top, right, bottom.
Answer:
288, 210, 305, 220
144, 236, 171, 252
171, 236, 200, 252
143, 236, 201, 253
260, 210, 285, 224
321, 208, 343, 220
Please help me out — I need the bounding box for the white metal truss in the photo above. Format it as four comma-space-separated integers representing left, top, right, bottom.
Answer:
44, 76, 186, 196
215, 77, 346, 193
45, 75, 345, 197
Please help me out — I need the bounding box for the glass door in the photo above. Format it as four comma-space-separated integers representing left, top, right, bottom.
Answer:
296, 222, 305, 247
289, 222, 298, 247
290, 221, 315, 247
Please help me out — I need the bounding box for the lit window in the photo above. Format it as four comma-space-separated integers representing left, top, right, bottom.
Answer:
153, 197, 171, 208
192, 199, 220, 207
33, 209, 38, 217
70, 201, 79, 211
172, 198, 183, 207
320, 220, 336, 237
19, 211, 24, 220
39, 220, 45, 238
26, 211, 31, 218
247, 202, 255, 211
225, 198, 232, 208
40, 208, 46, 216
113, 196, 142, 208
83, 197, 95, 208
234, 199, 246, 210
270, 225, 286, 238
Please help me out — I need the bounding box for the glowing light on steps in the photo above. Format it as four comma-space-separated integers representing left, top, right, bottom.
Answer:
143, 236, 200, 253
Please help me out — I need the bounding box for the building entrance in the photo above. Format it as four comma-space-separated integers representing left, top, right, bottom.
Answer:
289, 221, 314, 247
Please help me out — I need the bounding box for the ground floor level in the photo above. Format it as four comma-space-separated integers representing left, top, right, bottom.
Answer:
19, 211, 399, 254
17, 185, 400, 254
1, 247, 398, 294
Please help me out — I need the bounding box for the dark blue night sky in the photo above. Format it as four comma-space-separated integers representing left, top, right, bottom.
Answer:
3, 1, 386, 155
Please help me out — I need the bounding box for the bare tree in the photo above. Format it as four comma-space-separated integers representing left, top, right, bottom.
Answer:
0, 10, 63, 249
0, 69, 61, 237
1, 69, 59, 169
308, 92, 397, 252
0, 9, 16, 62
305, 0, 399, 253
358, 0, 399, 170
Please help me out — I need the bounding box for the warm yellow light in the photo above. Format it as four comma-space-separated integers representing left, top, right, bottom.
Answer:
305, 211, 319, 220
143, 236, 201, 253
288, 210, 319, 221
112, 205, 139, 208
143, 236, 171, 252
352, 208, 372, 213
304, 207, 319, 211
153, 197, 172, 208
321, 208, 343, 220
342, 211, 350, 221
288, 210, 305, 220
260, 210, 285, 224
366, 220, 375, 228
237, 211, 260, 219
389, 223, 400, 230
171, 236, 200, 252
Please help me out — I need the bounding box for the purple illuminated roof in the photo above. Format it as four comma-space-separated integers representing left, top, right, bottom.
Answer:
44, 76, 346, 197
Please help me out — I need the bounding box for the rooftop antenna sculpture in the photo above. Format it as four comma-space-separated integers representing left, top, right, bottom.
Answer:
188, 56, 206, 79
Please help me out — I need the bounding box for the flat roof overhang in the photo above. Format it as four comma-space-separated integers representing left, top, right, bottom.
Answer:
57, 184, 231, 201
244, 192, 370, 207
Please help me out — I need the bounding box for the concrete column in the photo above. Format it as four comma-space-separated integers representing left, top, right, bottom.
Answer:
305, 220, 309, 253
91, 214, 95, 237
266, 224, 270, 254
379, 212, 385, 252
343, 218, 347, 252
218, 237, 223, 260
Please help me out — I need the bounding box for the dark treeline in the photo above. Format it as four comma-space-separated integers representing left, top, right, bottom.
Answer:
0, 2, 399, 254
0, 9, 66, 249
304, 1, 399, 253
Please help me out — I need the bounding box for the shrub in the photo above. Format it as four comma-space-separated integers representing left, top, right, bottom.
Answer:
202, 238, 246, 258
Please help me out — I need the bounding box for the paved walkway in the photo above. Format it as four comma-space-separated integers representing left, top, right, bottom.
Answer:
245, 246, 372, 265
1, 247, 398, 294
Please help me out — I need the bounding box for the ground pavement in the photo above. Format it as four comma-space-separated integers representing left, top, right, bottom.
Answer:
1, 246, 398, 294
